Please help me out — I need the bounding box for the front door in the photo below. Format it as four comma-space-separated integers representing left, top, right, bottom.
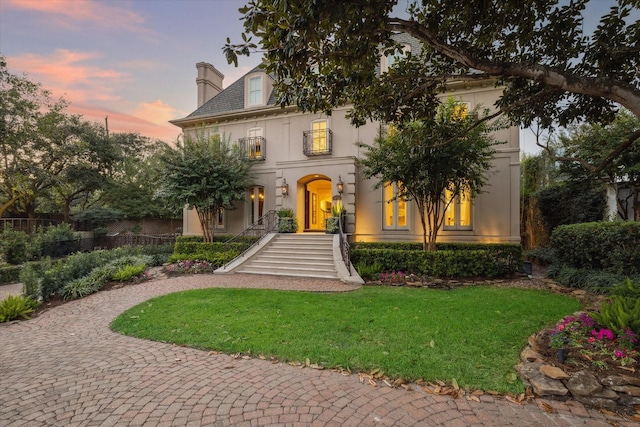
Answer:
304, 179, 332, 231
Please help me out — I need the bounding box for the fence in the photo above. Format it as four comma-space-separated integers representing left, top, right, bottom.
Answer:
35, 233, 177, 259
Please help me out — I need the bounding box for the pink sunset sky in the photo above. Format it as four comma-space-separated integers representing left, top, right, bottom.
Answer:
0, 0, 262, 143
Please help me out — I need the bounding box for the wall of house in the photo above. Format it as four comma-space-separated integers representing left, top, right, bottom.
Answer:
179, 78, 521, 244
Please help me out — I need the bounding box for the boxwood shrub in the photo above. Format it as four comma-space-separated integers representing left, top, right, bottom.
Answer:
350, 243, 522, 278
550, 221, 640, 276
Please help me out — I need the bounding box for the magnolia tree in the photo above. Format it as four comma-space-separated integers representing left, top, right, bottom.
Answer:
158, 130, 253, 242
360, 98, 502, 251
224, 0, 640, 171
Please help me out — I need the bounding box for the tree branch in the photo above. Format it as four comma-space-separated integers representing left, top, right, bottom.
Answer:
387, 17, 640, 119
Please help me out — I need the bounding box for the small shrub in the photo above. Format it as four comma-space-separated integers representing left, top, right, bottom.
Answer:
592, 279, 640, 335
0, 264, 22, 284
111, 264, 146, 281
20, 264, 42, 301
61, 265, 113, 300
355, 261, 383, 280
0, 225, 29, 265
277, 207, 294, 218
0, 295, 41, 322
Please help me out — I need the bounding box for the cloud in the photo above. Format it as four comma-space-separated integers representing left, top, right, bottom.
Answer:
69, 103, 181, 142
9, 49, 128, 104
3, 0, 150, 34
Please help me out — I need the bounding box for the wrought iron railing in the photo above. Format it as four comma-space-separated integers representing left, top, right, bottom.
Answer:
303, 129, 333, 156
222, 210, 279, 267
338, 210, 351, 275
238, 136, 267, 160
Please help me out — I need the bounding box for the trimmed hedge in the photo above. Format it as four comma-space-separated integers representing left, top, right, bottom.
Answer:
175, 235, 259, 245
351, 243, 522, 278
173, 241, 251, 256
0, 265, 22, 284
550, 221, 640, 276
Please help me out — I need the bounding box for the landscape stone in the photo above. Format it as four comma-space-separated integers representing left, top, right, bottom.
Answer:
592, 388, 619, 399
566, 370, 602, 396
601, 374, 640, 387
521, 348, 544, 363
539, 365, 570, 380
516, 363, 569, 396
618, 394, 640, 407
574, 396, 618, 412
609, 385, 640, 396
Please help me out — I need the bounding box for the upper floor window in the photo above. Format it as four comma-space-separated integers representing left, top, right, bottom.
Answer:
303, 120, 333, 156
244, 128, 265, 160
443, 188, 472, 230
248, 75, 263, 106
383, 182, 408, 230
382, 44, 411, 73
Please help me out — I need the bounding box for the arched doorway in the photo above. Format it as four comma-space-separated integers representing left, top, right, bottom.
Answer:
304, 178, 332, 231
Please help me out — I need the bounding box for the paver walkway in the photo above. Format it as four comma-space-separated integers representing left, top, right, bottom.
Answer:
0, 274, 635, 426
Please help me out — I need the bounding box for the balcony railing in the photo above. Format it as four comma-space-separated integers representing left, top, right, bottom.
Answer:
238, 136, 266, 160
303, 129, 333, 156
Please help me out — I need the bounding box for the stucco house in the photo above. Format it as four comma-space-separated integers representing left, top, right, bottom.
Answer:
170, 49, 520, 246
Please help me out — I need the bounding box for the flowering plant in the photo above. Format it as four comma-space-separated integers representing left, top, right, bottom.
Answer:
547, 313, 639, 370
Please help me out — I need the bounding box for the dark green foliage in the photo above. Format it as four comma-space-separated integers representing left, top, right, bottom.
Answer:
0, 295, 41, 322
175, 235, 205, 243
536, 184, 606, 233
0, 265, 22, 284
546, 265, 636, 293
550, 221, 640, 276
19, 246, 167, 301
168, 250, 239, 267
524, 246, 557, 266
351, 243, 522, 278
592, 279, 640, 335
0, 225, 29, 265
173, 241, 249, 255
355, 261, 383, 280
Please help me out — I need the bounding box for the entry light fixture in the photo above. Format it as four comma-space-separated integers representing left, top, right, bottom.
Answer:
281, 178, 289, 197
337, 176, 344, 194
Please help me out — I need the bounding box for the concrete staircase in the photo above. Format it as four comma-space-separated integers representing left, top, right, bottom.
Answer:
236, 233, 339, 279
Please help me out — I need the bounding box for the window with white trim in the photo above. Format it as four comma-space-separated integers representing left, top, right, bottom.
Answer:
311, 120, 328, 152
248, 75, 263, 106
383, 182, 408, 229
443, 188, 472, 230
382, 44, 411, 72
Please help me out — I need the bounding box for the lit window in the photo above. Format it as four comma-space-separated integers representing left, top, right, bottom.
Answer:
248, 76, 262, 106
249, 186, 265, 225
247, 128, 263, 160
215, 208, 225, 229
383, 182, 408, 229
312, 120, 327, 152
444, 188, 472, 230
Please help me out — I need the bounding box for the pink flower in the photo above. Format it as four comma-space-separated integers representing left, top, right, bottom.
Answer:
597, 329, 615, 341
587, 337, 596, 344
615, 350, 624, 358
557, 324, 565, 331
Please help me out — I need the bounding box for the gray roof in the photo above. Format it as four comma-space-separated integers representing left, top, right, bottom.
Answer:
187, 65, 276, 118
186, 34, 421, 119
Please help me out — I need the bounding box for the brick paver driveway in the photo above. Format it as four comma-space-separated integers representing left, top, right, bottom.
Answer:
0, 274, 634, 426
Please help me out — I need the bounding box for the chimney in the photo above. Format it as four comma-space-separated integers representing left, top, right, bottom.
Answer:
196, 62, 224, 108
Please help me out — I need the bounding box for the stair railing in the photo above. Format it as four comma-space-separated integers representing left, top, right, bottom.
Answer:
222, 210, 279, 268
338, 210, 351, 275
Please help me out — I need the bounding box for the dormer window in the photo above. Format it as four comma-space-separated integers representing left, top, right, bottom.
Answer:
381, 44, 411, 73
248, 75, 263, 106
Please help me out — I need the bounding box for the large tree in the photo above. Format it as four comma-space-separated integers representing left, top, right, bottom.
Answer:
225, 0, 640, 170
554, 110, 640, 220
360, 97, 500, 251
157, 130, 253, 242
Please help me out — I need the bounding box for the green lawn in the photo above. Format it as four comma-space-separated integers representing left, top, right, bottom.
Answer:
111, 286, 580, 393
